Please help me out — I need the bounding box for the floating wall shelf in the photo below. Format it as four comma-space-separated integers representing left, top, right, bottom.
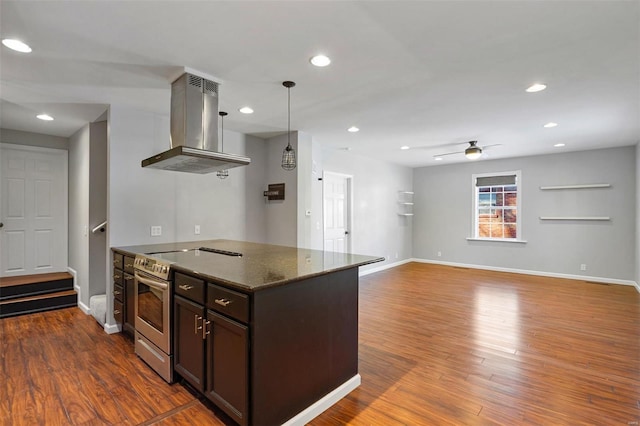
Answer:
398, 191, 414, 217
539, 183, 611, 190
539, 217, 610, 221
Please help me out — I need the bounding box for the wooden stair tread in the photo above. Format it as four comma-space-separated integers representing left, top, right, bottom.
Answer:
0, 272, 73, 288
0, 289, 77, 305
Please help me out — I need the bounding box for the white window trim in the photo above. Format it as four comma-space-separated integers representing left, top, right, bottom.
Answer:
471, 170, 524, 242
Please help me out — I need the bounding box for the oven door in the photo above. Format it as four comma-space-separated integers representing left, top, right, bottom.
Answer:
134, 270, 171, 354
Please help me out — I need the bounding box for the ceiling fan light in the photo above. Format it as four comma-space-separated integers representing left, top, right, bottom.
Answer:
465, 141, 482, 160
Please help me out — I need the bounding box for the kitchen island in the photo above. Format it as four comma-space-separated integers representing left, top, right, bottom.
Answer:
112, 240, 383, 426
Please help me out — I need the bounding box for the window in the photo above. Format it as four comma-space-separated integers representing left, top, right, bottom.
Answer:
472, 171, 521, 240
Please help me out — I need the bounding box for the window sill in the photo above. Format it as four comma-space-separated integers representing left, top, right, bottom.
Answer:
466, 237, 527, 244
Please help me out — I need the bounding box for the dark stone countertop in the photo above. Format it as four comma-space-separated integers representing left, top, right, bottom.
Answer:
112, 239, 384, 292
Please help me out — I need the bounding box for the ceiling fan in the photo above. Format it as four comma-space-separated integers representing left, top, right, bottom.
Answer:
434, 141, 502, 160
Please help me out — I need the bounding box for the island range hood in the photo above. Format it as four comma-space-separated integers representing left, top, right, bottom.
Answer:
142, 72, 251, 174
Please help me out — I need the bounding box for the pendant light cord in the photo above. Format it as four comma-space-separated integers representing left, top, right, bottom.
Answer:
287, 85, 291, 149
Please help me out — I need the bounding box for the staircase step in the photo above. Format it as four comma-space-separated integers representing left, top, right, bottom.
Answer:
0, 289, 77, 319
0, 272, 73, 301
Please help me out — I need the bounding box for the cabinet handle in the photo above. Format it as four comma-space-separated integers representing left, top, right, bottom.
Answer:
114, 290, 121, 295
124, 276, 133, 281
214, 298, 231, 307
114, 310, 121, 315
194, 315, 202, 334
125, 263, 133, 268
179, 284, 194, 291
114, 274, 121, 280
203, 319, 211, 339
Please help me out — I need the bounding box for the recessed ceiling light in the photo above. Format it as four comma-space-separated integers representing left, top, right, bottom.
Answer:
347, 126, 359, 133
310, 55, 331, 67
526, 83, 547, 93
238, 106, 253, 114
400, 146, 410, 150
434, 157, 443, 161
543, 122, 558, 128
2, 38, 32, 53
554, 143, 566, 147
36, 114, 54, 121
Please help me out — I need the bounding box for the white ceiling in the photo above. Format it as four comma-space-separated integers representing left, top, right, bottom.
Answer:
1, 1, 638, 167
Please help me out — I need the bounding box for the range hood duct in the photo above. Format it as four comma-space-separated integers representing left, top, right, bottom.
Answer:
142, 73, 251, 174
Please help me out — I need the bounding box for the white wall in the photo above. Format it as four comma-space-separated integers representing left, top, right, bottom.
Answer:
264, 133, 298, 246
0, 128, 69, 150
108, 105, 262, 247
68, 125, 90, 306
88, 121, 108, 300
413, 146, 637, 282
320, 148, 414, 271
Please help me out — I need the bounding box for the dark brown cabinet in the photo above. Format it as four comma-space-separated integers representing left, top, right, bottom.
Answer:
112, 251, 135, 337
174, 295, 205, 392
173, 276, 249, 426
205, 310, 248, 425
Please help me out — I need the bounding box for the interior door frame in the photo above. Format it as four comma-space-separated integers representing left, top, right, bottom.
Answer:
0, 143, 69, 277
322, 171, 354, 254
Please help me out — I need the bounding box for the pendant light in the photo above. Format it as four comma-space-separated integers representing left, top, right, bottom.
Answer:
216, 111, 229, 179
281, 81, 296, 171
464, 141, 482, 160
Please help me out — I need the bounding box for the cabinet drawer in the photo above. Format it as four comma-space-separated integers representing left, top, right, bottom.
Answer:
207, 283, 249, 324
113, 253, 123, 269
114, 300, 123, 325
113, 268, 124, 286
175, 272, 205, 305
114, 284, 124, 303
123, 256, 135, 274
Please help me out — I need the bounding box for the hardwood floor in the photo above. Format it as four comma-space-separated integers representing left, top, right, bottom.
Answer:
1, 263, 639, 425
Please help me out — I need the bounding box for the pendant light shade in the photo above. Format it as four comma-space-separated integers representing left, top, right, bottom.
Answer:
465, 141, 482, 160
281, 81, 297, 171
217, 111, 229, 179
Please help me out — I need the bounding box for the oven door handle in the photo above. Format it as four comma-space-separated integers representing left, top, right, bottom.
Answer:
135, 272, 169, 290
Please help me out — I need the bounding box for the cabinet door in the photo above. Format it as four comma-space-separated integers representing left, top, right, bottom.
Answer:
205, 310, 248, 426
123, 272, 135, 335
174, 295, 205, 392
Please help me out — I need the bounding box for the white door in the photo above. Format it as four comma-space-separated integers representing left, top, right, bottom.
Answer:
323, 172, 351, 253
0, 144, 68, 277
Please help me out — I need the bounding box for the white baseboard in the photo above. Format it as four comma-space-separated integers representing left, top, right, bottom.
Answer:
634, 281, 640, 294
282, 374, 361, 426
78, 300, 91, 315
411, 258, 638, 289
103, 322, 121, 335
67, 266, 78, 291
360, 259, 412, 276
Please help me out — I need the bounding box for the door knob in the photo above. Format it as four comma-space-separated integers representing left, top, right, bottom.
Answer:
0, 222, 3, 228
344, 231, 349, 235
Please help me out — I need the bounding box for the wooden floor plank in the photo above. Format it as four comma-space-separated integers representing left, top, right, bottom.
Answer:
1, 263, 639, 425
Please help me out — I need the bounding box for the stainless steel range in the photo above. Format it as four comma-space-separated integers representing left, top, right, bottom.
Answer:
133, 254, 174, 383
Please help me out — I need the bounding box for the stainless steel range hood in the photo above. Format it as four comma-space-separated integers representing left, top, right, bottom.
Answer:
142, 73, 251, 174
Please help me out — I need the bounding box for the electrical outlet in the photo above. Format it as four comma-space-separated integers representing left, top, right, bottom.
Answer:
150, 226, 162, 237
194, 225, 201, 235
580, 264, 587, 271
437, 251, 442, 257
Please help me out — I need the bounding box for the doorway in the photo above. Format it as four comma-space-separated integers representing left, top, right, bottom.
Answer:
0, 144, 68, 277
323, 172, 352, 253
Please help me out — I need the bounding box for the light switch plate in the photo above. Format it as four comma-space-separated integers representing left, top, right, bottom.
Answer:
151, 226, 162, 236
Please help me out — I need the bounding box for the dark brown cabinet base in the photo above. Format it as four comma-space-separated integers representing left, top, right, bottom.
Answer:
173, 266, 359, 426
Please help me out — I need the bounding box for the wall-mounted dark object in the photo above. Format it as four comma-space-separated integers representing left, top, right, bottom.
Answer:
264, 183, 285, 200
